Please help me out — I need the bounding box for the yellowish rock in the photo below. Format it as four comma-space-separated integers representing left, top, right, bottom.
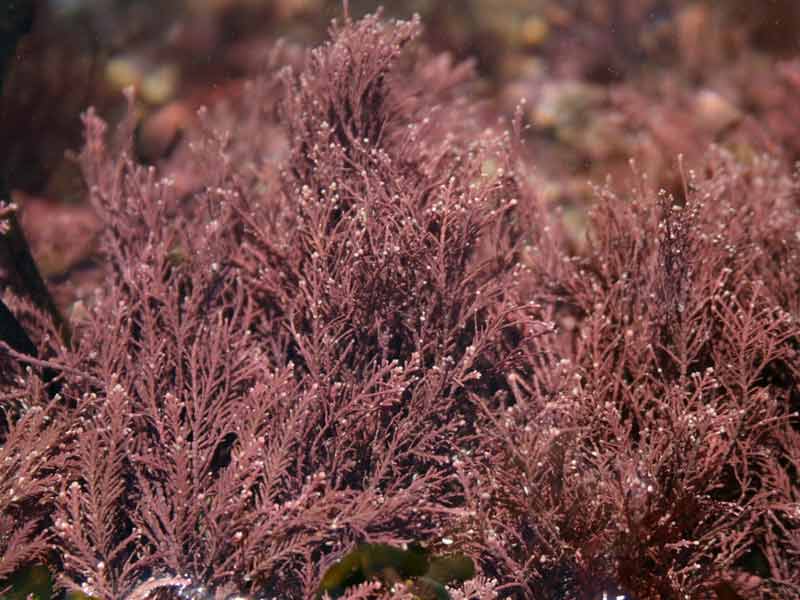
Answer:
141, 63, 180, 105
521, 16, 549, 47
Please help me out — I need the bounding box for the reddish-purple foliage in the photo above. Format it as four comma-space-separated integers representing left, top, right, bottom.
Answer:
1, 9, 799, 600
454, 153, 800, 598
3, 10, 540, 600
0, 390, 66, 588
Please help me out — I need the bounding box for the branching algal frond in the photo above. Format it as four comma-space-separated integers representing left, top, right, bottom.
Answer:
463, 150, 800, 598
0, 395, 66, 584
54, 382, 144, 600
